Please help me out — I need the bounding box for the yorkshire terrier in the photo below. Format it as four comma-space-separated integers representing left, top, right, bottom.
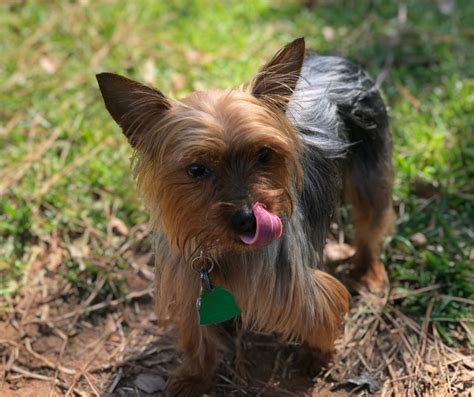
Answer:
97, 38, 394, 396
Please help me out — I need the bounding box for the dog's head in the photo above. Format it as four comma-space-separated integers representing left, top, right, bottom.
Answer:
97, 38, 305, 255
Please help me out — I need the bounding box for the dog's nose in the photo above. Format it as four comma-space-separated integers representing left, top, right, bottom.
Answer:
231, 205, 256, 234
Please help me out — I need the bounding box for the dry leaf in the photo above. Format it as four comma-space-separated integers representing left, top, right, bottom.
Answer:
70, 243, 89, 258
185, 49, 203, 63
141, 59, 156, 85
108, 217, 129, 236
192, 81, 207, 91
424, 363, 439, 374
105, 314, 117, 334
411, 178, 440, 198
171, 73, 187, 90
40, 56, 58, 74
345, 372, 380, 393
133, 373, 166, 394
322, 26, 335, 42
47, 249, 63, 272
411, 232, 428, 246
324, 240, 355, 262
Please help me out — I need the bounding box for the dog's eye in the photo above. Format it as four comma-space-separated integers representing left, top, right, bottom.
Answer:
257, 147, 273, 165
187, 163, 212, 180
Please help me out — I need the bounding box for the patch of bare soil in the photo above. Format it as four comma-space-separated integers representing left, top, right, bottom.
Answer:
1, 225, 472, 396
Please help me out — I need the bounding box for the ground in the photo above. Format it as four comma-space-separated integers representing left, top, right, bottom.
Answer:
0, 229, 472, 396
0, 0, 473, 396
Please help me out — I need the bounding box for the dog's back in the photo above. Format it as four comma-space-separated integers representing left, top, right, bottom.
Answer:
290, 52, 395, 291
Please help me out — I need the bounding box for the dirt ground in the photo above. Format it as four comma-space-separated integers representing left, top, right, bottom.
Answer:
1, 226, 472, 396
0, 271, 339, 397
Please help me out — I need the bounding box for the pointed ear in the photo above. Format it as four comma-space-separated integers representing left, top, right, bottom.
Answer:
96, 72, 171, 147
250, 37, 305, 112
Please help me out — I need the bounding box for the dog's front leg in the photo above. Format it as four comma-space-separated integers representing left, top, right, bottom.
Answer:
167, 320, 218, 397
300, 270, 350, 374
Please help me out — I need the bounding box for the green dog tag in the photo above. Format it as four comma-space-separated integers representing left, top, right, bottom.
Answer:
198, 286, 241, 325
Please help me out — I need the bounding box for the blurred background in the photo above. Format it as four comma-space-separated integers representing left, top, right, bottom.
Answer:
0, 0, 473, 395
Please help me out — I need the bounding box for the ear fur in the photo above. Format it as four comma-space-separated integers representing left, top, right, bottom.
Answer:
96, 72, 170, 147
251, 37, 306, 112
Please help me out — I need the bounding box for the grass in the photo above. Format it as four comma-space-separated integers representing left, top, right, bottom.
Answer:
1, 0, 473, 347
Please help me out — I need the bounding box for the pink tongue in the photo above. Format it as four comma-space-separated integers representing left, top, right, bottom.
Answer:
240, 202, 283, 247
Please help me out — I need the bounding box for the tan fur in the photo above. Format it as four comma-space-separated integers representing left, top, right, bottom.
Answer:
134, 90, 304, 257
97, 39, 356, 396
155, 236, 349, 395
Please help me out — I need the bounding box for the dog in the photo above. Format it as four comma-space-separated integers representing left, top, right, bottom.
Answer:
97, 37, 394, 396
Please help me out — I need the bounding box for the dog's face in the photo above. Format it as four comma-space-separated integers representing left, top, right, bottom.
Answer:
140, 89, 300, 252
97, 38, 305, 254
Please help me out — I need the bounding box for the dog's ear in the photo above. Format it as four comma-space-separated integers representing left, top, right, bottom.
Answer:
250, 37, 305, 112
96, 73, 171, 147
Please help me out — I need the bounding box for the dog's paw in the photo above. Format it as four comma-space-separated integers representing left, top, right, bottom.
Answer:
353, 261, 388, 294
166, 373, 212, 397
344, 261, 388, 294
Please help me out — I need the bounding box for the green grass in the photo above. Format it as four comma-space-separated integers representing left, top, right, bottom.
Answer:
1, 0, 473, 344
